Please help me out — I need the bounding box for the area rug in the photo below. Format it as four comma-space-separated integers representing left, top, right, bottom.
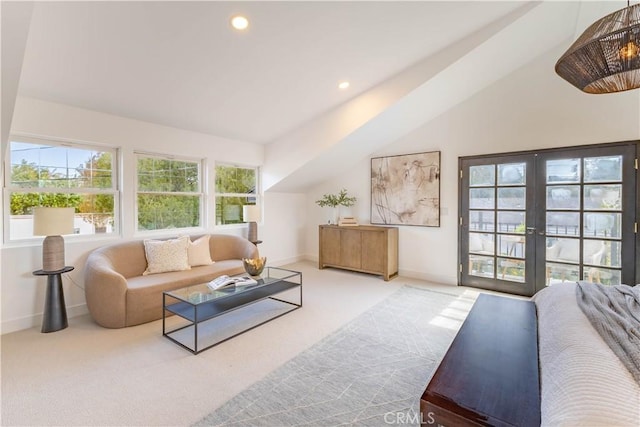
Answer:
193, 285, 476, 427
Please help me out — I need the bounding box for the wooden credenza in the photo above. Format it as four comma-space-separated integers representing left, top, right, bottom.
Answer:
318, 225, 398, 281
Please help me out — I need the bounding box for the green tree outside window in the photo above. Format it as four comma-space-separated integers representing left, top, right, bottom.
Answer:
136, 155, 202, 231
215, 165, 258, 225
8, 141, 117, 237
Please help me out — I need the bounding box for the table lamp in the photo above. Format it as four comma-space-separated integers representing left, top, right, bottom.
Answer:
242, 205, 261, 244
33, 207, 75, 272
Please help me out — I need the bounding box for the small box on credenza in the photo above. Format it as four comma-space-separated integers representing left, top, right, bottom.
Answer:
338, 216, 359, 226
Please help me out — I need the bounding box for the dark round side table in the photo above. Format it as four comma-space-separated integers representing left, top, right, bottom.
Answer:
32, 266, 74, 333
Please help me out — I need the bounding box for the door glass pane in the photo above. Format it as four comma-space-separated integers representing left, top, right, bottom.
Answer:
497, 211, 525, 233
498, 258, 525, 283
470, 165, 495, 186
498, 163, 525, 185
497, 187, 525, 209
584, 184, 622, 210
469, 232, 494, 254
546, 238, 579, 264
546, 263, 580, 284
470, 210, 495, 232
583, 239, 607, 266
547, 158, 580, 183
584, 213, 621, 238
583, 268, 622, 286
469, 255, 494, 278
546, 186, 580, 210
546, 212, 580, 236
469, 188, 494, 209
498, 235, 525, 258
584, 156, 622, 182
584, 240, 621, 268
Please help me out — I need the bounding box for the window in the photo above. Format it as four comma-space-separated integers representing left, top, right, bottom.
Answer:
215, 164, 259, 225
5, 137, 118, 240
136, 153, 204, 231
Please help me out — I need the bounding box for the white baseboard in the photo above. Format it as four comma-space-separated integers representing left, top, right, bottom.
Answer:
302, 254, 457, 286
398, 269, 457, 286
1, 303, 88, 335
269, 255, 307, 267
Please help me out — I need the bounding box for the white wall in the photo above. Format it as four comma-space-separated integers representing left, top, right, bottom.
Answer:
260, 191, 307, 266
1, 97, 305, 333
304, 47, 640, 285
1, 2, 33, 157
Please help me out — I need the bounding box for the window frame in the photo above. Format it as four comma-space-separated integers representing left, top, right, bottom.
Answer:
214, 162, 261, 227
3, 134, 120, 243
134, 151, 206, 234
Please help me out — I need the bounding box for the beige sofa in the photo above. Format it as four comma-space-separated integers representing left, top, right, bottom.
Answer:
84, 234, 259, 328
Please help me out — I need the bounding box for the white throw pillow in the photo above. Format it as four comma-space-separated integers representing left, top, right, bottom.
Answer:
143, 236, 191, 275
187, 235, 214, 267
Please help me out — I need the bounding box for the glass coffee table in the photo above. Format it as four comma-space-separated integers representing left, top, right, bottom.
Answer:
162, 266, 302, 354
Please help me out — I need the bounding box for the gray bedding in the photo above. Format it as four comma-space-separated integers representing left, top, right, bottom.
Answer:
533, 282, 640, 426
575, 281, 640, 384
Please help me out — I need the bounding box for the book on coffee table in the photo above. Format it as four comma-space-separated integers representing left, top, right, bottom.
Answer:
207, 275, 257, 290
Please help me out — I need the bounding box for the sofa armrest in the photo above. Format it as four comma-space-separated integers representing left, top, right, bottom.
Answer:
209, 234, 259, 261
84, 252, 128, 328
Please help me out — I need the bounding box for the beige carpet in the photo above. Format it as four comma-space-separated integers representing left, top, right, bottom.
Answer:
1, 261, 475, 427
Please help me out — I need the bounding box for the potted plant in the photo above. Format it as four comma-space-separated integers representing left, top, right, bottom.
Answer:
315, 188, 356, 224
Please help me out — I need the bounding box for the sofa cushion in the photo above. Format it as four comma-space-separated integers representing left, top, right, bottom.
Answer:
143, 235, 191, 275
187, 235, 214, 267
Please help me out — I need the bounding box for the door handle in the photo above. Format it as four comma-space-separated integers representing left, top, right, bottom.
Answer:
526, 227, 536, 235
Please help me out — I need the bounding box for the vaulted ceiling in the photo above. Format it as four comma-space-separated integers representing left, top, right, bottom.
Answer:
3, 1, 632, 191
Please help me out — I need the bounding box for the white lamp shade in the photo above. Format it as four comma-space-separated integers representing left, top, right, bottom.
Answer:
242, 205, 261, 222
33, 207, 75, 236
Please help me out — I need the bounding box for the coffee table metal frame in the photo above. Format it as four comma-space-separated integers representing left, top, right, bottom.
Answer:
162, 266, 302, 354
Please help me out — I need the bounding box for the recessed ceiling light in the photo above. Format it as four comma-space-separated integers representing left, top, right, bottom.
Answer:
338, 81, 350, 90
231, 15, 249, 31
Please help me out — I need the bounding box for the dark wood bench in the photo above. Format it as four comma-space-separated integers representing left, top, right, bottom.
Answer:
420, 293, 540, 426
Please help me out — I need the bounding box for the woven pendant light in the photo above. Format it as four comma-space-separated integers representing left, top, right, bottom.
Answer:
555, 2, 640, 94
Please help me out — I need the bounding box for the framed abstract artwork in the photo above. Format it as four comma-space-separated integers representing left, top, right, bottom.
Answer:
371, 151, 441, 227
